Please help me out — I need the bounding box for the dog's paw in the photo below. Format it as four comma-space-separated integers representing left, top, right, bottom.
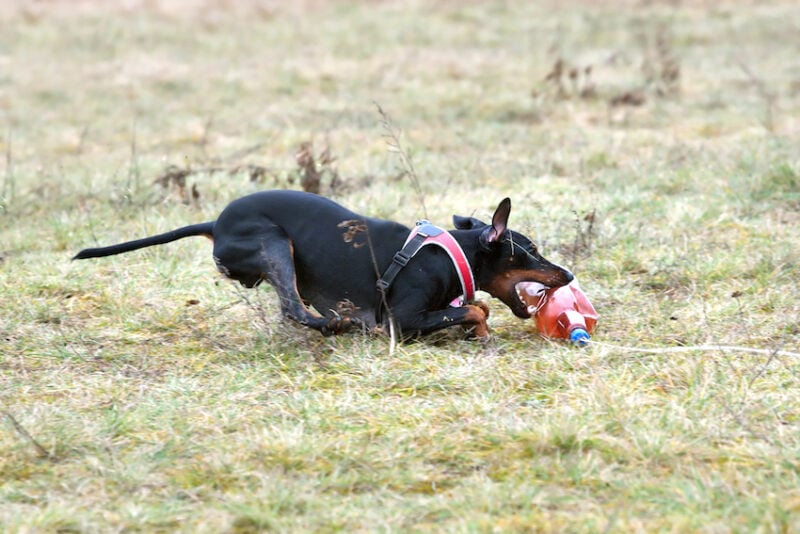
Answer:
321, 316, 364, 336
463, 330, 492, 346
324, 318, 347, 336
474, 300, 490, 319
462, 303, 490, 339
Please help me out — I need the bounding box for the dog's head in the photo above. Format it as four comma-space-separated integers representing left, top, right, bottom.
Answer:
453, 198, 573, 318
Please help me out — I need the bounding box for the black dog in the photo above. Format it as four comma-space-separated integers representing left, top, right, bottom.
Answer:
74, 190, 573, 338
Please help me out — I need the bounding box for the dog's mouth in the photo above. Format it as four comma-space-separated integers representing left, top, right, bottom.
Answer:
513, 281, 548, 318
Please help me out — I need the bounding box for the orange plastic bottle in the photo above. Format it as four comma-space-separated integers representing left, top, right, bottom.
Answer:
519, 279, 598, 346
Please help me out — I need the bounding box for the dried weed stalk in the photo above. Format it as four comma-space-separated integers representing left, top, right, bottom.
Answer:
641, 24, 680, 98
3, 410, 51, 459
125, 119, 141, 202
151, 134, 345, 207
294, 139, 342, 195
539, 22, 680, 112
154, 165, 202, 205
374, 101, 427, 219
1, 128, 14, 214
542, 58, 597, 100
560, 209, 598, 269
735, 59, 777, 133
339, 217, 398, 353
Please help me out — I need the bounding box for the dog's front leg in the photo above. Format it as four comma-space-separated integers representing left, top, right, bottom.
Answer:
392, 302, 491, 339
463, 301, 491, 338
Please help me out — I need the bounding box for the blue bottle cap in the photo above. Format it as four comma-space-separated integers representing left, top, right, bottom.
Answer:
569, 328, 590, 347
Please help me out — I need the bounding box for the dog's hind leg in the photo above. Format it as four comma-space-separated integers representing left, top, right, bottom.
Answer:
214, 229, 354, 336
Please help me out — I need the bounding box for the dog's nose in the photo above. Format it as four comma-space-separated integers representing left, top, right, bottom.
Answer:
560, 265, 575, 284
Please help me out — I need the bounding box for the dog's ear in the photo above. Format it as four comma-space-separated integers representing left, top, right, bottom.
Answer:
479, 198, 510, 246
452, 214, 486, 229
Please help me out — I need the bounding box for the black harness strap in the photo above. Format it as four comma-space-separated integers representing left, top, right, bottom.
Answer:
375, 224, 441, 323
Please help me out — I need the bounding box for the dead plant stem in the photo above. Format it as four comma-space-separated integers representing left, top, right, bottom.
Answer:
3, 410, 50, 459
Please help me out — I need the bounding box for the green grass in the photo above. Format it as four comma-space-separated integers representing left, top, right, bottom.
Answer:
2, 0, 800, 531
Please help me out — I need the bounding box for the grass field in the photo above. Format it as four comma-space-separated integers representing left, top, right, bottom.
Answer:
2, 0, 799, 531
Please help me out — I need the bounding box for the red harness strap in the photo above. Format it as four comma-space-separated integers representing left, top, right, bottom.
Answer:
402, 223, 475, 306
375, 222, 476, 323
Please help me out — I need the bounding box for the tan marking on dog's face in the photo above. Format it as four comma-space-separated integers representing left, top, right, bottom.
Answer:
482, 268, 573, 318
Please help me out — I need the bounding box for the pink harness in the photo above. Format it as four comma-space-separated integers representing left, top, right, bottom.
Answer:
375, 221, 477, 323
401, 223, 476, 306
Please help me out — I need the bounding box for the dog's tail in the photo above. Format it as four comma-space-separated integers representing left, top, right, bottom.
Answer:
72, 222, 215, 260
